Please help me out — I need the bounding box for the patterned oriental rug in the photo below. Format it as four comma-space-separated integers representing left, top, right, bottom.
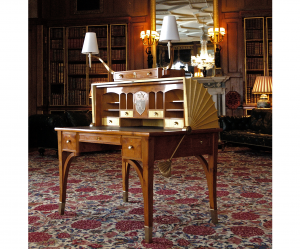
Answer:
28, 146, 272, 249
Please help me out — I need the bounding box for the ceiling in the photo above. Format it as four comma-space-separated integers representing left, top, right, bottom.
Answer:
156, 0, 214, 43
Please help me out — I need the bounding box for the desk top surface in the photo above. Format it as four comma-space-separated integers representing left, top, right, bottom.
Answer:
55, 126, 222, 137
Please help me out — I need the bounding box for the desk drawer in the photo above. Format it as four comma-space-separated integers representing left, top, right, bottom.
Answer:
62, 132, 77, 151
120, 110, 133, 118
79, 133, 121, 145
122, 137, 142, 160
114, 68, 162, 81
149, 110, 164, 118
102, 117, 120, 126
164, 118, 184, 128
192, 134, 212, 153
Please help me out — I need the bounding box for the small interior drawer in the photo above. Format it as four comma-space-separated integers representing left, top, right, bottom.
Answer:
120, 110, 133, 117
164, 119, 184, 128
148, 110, 164, 118
102, 117, 120, 126
79, 133, 121, 145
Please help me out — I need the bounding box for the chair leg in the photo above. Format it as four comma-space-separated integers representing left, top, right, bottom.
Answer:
38, 148, 45, 156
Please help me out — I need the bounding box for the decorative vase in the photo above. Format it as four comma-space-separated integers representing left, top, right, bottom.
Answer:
202, 67, 207, 77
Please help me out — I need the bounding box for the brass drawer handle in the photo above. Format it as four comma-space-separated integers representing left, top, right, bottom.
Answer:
147, 72, 152, 76
119, 74, 123, 78
109, 120, 113, 123
96, 137, 101, 140
200, 140, 203, 144
174, 121, 179, 126
66, 140, 71, 143
154, 112, 158, 116
125, 112, 128, 116
128, 145, 133, 150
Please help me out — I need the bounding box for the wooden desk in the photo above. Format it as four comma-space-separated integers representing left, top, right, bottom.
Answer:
55, 126, 221, 243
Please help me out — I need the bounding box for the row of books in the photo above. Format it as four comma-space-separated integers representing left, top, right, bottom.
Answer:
268, 57, 272, 69
50, 63, 64, 84
89, 77, 108, 83
92, 50, 107, 61
68, 77, 87, 90
68, 38, 84, 49
246, 58, 264, 70
50, 28, 63, 39
111, 25, 126, 36
51, 40, 63, 49
268, 42, 272, 55
245, 18, 263, 30
89, 63, 107, 74
245, 30, 263, 40
111, 49, 126, 60
68, 27, 86, 39
51, 49, 64, 61
68, 64, 86, 75
268, 30, 272, 40
51, 93, 64, 105
68, 50, 86, 61
111, 63, 126, 71
68, 90, 87, 106
88, 26, 107, 37
97, 38, 107, 47
246, 73, 262, 87
246, 42, 264, 56
246, 87, 261, 103
111, 37, 126, 47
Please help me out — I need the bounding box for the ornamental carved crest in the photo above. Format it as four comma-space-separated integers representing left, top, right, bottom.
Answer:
134, 91, 148, 115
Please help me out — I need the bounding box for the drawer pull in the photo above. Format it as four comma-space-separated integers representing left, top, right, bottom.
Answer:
128, 145, 133, 150
125, 112, 129, 116
200, 141, 203, 144
174, 121, 179, 126
66, 140, 71, 144
147, 72, 152, 76
109, 120, 113, 123
154, 112, 158, 116
119, 74, 123, 78
97, 137, 101, 140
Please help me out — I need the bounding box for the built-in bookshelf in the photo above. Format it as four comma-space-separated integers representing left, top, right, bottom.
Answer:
110, 24, 127, 73
244, 17, 272, 110
48, 24, 127, 110
49, 27, 65, 106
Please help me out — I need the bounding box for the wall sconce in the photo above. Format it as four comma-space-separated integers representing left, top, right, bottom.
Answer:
82, 32, 114, 74
207, 27, 226, 44
159, 15, 180, 70
140, 30, 159, 68
140, 30, 160, 46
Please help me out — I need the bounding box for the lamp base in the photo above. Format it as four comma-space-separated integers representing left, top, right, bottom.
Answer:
257, 95, 271, 108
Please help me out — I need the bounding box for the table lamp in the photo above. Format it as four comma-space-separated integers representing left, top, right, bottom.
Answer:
252, 76, 272, 108
159, 15, 180, 69
82, 32, 114, 74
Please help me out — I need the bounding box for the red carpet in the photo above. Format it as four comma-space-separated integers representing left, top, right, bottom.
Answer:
28, 146, 272, 248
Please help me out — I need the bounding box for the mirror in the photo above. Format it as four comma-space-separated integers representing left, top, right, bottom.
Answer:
155, 0, 215, 74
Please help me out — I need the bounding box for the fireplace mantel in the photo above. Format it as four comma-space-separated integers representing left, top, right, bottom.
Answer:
193, 76, 230, 116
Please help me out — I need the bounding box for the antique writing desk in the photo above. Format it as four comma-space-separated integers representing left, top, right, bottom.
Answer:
55, 74, 222, 243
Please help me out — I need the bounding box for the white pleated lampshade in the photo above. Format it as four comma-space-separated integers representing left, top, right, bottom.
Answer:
82, 32, 99, 54
159, 16, 180, 42
252, 76, 272, 94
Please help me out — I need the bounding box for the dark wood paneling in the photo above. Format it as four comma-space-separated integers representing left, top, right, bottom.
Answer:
129, 23, 149, 70
29, 25, 37, 116
227, 22, 238, 73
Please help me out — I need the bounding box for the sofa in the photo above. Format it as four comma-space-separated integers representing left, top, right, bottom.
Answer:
29, 111, 92, 155
218, 108, 272, 149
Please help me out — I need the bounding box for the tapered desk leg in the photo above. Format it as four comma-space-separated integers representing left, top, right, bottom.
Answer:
122, 160, 130, 202
141, 138, 154, 243
196, 133, 219, 224
57, 131, 76, 215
